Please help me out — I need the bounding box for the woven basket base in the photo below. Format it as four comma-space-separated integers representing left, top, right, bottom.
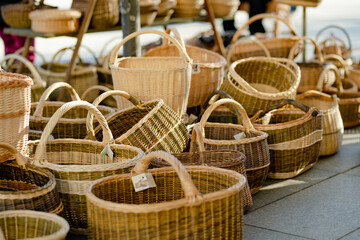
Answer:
268, 162, 316, 179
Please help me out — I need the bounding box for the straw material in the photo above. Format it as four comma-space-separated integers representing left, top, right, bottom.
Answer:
86, 151, 246, 240
1, 1, 34, 28
81, 84, 117, 108
174, 0, 204, 18
28, 101, 144, 234
30, 82, 114, 140
192, 99, 270, 194
0, 210, 70, 240
274, 0, 322, 7
251, 99, 323, 179
0, 71, 32, 163
221, 57, 300, 116
328, 91, 360, 128
210, 0, 239, 17
140, 1, 159, 26
110, 29, 193, 116
144, 28, 227, 108
88, 90, 189, 153
156, 0, 176, 21
297, 91, 343, 156
349, 63, 360, 89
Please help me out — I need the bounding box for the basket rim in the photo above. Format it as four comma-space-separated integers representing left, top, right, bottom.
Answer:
29, 9, 82, 20
38, 62, 96, 77
86, 165, 246, 213
0, 72, 33, 88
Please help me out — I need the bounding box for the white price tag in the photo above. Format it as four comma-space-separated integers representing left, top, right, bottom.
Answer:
132, 173, 157, 192
234, 132, 246, 140
100, 145, 114, 161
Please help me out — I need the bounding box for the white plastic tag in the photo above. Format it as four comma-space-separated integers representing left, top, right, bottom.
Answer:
234, 132, 246, 140
100, 145, 113, 161
132, 173, 157, 192
192, 64, 200, 74
48, 134, 54, 140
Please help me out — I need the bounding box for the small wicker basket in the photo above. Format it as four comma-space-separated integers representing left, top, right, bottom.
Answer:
275, 0, 322, 7
1, 0, 35, 28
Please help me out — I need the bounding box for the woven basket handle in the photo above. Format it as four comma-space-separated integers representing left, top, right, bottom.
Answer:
14, 46, 47, 64
50, 46, 99, 67
99, 37, 122, 69
131, 151, 203, 205
315, 25, 352, 52
110, 29, 192, 65
288, 36, 324, 63
0, 142, 29, 166
163, 28, 186, 48
324, 54, 350, 76
296, 90, 338, 104
315, 63, 340, 92
320, 35, 347, 56
230, 13, 298, 45
86, 90, 142, 136
227, 37, 271, 63
81, 85, 112, 101
0, 54, 46, 89
33, 82, 81, 118
199, 99, 255, 134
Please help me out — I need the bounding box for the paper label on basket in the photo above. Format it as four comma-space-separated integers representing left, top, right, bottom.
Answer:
132, 173, 157, 192
48, 134, 54, 140
234, 132, 246, 140
100, 145, 113, 160
192, 64, 200, 74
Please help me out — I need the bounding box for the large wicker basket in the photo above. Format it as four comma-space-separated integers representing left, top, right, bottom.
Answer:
275, 0, 322, 7
220, 57, 300, 116
0, 71, 32, 163
30, 82, 114, 140
86, 151, 247, 240
193, 99, 270, 194
144, 28, 227, 108
1, 0, 35, 28
28, 101, 144, 234
110, 29, 193, 117
0, 210, 70, 240
0, 142, 63, 214
297, 91, 343, 156
81, 84, 117, 108
251, 99, 323, 179
87, 90, 189, 153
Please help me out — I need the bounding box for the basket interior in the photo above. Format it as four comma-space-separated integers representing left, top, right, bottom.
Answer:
204, 125, 261, 141
298, 97, 334, 111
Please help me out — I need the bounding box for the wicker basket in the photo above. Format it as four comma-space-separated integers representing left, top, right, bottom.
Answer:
174, 0, 204, 18
297, 91, 344, 156
349, 62, 360, 89
210, 0, 240, 17
87, 90, 189, 153
86, 151, 246, 240
274, 0, 322, 7
0, 71, 32, 163
227, 13, 300, 63
81, 84, 117, 108
140, 0, 160, 26
0, 210, 69, 240
156, 0, 176, 21
29, 9, 82, 34
220, 57, 300, 116
1, 0, 35, 28
144, 28, 227, 108
193, 99, 270, 194
251, 99, 323, 179
0, 142, 63, 214
30, 82, 114, 140
28, 101, 144, 234
110, 29, 193, 116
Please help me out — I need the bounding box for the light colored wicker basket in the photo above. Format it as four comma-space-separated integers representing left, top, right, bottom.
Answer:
174, 0, 204, 18
210, 0, 240, 17
144, 28, 226, 108
193, 99, 270, 194
29, 9, 82, 34
220, 57, 300, 116
251, 99, 323, 179
28, 101, 144, 235
30, 82, 114, 140
156, 0, 176, 21
81, 84, 117, 108
1, 0, 35, 28
110, 29, 193, 117
297, 91, 344, 156
140, 0, 160, 26
87, 90, 189, 153
349, 62, 360, 89
0, 210, 70, 240
0, 71, 32, 163
0, 142, 63, 214
86, 151, 246, 240
275, 0, 322, 7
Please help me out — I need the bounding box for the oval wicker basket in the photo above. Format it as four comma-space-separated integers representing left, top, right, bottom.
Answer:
28, 101, 145, 234
0, 210, 70, 240
86, 151, 247, 240
193, 99, 270, 194
274, 0, 322, 7
210, 0, 239, 17
1, 1, 35, 28
0, 142, 63, 214
251, 99, 323, 179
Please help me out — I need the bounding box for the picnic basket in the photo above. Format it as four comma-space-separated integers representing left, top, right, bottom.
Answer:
28, 101, 144, 234
220, 56, 301, 116
86, 151, 247, 240
0, 210, 69, 240
30, 82, 114, 139
0, 71, 32, 163
87, 90, 189, 153
193, 99, 270, 194
0, 142, 63, 214
110, 29, 193, 116
297, 91, 343, 156
251, 99, 323, 179
144, 28, 226, 108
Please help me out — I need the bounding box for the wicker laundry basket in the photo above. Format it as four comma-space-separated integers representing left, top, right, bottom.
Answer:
28, 101, 144, 234
251, 99, 323, 179
86, 151, 247, 240
110, 29, 192, 117
220, 57, 300, 116
0, 71, 32, 163
0, 142, 63, 214
30, 82, 114, 140
193, 99, 270, 194
275, 0, 322, 7
87, 90, 189, 153
144, 28, 227, 108
0, 210, 69, 240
